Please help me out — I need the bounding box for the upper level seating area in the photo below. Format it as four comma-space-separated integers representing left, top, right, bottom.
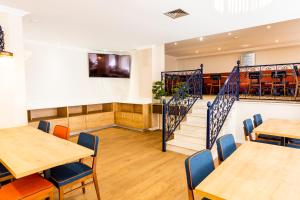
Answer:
163, 64, 300, 101
239, 64, 300, 100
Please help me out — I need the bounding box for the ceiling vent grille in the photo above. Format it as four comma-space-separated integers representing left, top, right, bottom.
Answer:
164, 9, 189, 19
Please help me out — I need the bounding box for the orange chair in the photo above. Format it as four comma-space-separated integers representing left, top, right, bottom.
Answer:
0, 173, 54, 200
53, 125, 70, 140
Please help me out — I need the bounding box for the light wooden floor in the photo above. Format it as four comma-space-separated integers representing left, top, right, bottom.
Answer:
60, 127, 190, 200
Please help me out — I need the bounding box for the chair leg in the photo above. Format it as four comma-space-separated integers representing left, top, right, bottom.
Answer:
188, 189, 194, 200
59, 188, 64, 200
81, 181, 86, 194
49, 191, 54, 200
93, 173, 101, 200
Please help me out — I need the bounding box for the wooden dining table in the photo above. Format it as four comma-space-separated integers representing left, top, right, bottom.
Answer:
253, 119, 300, 144
195, 142, 300, 200
0, 126, 94, 179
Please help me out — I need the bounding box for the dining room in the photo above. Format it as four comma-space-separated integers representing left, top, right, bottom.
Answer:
1, 0, 300, 200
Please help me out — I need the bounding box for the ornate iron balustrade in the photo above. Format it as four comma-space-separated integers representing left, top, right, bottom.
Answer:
206, 62, 240, 150
162, 65, 203, 152
161, 69, 202, 96
239, 62, 300, 100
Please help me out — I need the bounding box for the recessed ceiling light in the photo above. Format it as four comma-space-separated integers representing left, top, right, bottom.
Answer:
217, 47, 222, 51
195, 50, 199, 54
228, 32, 232, 36
174, 42, 178, 46
275, 39, 279, 43
266, 25, 271, 29
234, 36, 239, 39
199, 37, 204, 41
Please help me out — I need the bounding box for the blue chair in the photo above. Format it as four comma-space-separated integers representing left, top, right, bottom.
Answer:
47, 132, 101, 200
216, 134, 237, 163
185, 150, 214, 200
0, 163, 12, 186
243, 119, 280, 145
289, 139, 300, 145
253, 114, 281, 142
38, 120, 50, 133
286, 143, 300, 149
253, 114, 263, 127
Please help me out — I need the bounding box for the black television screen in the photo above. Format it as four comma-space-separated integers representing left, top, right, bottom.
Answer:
88, 53, 131, 78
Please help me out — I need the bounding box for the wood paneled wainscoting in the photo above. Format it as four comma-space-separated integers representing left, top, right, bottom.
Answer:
27, 102, 152, 134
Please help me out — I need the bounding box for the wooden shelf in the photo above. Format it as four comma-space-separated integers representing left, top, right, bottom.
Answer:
28, 102, 151, 132
68, 105, 86, 116
116, 103, 144, 114
28, 107, 68, 122
115, 103, 151, 129
86, 103, 113, 114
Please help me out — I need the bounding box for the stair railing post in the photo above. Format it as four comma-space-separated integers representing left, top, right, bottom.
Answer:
200, 64, 203, 99
237, 60, 241, 101
162, 99, 167, 152
206, 101, 212, 149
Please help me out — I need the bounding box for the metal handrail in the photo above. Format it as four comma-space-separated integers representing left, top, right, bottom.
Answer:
206, 61, 240, 149
162, 65, 203, 151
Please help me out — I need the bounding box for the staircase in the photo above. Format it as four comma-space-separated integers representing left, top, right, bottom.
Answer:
166, 99, 209, 155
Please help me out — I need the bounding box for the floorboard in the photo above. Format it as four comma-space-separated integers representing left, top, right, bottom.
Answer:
60, 127, 192, 200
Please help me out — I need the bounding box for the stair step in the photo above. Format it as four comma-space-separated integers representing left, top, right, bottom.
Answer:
192, 103, 207, 109
192, 108, 207, 114
180, 122, 206, 132
166, 139, 206, 155
187, 113, 206, 118
174, 130, 206, 144
186, 114, 207, 124
175, 129, 206, 137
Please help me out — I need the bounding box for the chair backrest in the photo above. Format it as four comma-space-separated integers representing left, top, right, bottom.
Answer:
210, 74, 221, 81
272, 70, 286, 78
38, 120, 50, 133
78, 132, 99, 158
216, 134, 237, 162
185, 150, 215, 190
253, 114, 263, 128
249, 72, 261, 79
243, 119, 254, 141
293, 65, 299, 77
53, 125, 70, 140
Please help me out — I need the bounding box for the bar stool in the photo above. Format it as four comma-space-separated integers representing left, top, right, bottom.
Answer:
248, 72, 261, 96
271, 71, 286, 96
208, 74, 221, 94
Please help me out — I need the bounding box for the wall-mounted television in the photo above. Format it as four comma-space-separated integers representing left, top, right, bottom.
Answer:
88, 53, 131, 78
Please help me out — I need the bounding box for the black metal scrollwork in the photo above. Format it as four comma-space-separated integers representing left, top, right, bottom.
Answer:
162, 65, 204, 151
206, 63, 240, 149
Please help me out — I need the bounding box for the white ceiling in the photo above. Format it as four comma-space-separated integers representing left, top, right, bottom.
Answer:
1, 0, 300, 51
166, 18, 300, 58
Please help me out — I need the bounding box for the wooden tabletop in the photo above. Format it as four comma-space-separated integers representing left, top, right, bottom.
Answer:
253, 119, 300, 139
0, 126, 94, 179
195, 142, 300, 200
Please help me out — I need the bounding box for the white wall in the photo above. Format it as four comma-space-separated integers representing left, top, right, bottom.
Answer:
25, 41, 165, 109
0, 12, 27, 128
165, 55, 178, 71
170, 45, 300, 73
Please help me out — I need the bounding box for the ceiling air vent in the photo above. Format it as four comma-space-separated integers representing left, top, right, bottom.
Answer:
164, 9, 189, 19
